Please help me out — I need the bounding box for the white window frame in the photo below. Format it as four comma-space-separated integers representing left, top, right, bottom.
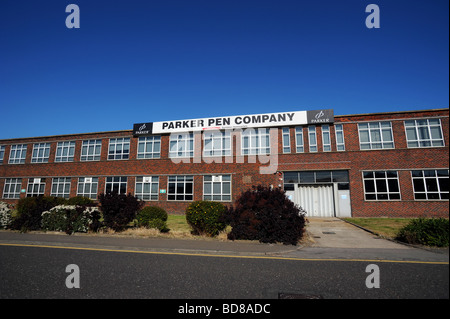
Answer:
169, 133, 194, 158
137, 136, 161, 159
335, 124, 345, 151
77, 177, 99, 199
3, 178, 22, 199
81, 139, 102, 161
295, 127, 304, 153
203, 130, 231, 157
358, 121, 394, 150
203, 175, 232, 201
321, 125, 331, 152
362, 171, 401, 201
404, 119, 445, 148
135, 176, 159, 201
31, 143, 51, 163
55, 141, 76, 162
411, 169, 449, 200
167, 175, 194, 201
9, 144, 27, 164
282, 127, 291, 154
105, 176, 128, 194
27, 178, 46, 197
0, 145, 5, 164
51, 177, 71, 198
108, 138, 130, 160
242, 128, 270, 155
308, 126, 317, 152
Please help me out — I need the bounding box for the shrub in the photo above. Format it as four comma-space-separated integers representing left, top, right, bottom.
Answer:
11, 196, 67, 231
41, 205, 102, 234
136, 206, 170, 232
67, 196, 94, 206
137, 206, 168, 225
185, 201, 227, 237
0, 201, 12, 229
225, 186, 306, 245
99, 192, 143, 231
396, 218, 449, 247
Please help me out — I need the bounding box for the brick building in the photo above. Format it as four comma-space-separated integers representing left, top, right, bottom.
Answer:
0, 108, 448, 218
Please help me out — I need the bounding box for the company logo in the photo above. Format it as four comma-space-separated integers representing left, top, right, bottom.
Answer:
133, 122, 153, 136
307, 109, 334, 124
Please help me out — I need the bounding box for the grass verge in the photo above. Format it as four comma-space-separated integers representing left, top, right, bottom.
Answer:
342, 218, 413, 238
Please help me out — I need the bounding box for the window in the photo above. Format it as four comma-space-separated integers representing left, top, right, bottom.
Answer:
108, 138, 130, 160
203, 131, 231, 157
55, 141, 75, 162
81, 139, 102, 161
31, 143, 51, 163
77, 177, 99, 199
168, 175, 193, 201
335, 124, 345, 151
322, 125, 331, 152
27, 178, 46, 197
308, 126, 317, 152
9, 144, 27, 164
3, 178, 22, 199
358, 122, 394, 150
169, 133, 194, 158
404, 119, 444, 148
135, 176, 159, 200
0, 145, 5, 163
295, 127, 304, 153
411, 170, 448, 200
105, 176, 127, 194
282, 128, 291, 153
363, 171, 400, 200
242, 128, 270, 155
204, 175, 231, 201
137, 136, 161, 159
51, 177, 71, 198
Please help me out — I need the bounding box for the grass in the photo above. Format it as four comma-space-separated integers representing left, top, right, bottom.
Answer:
342, 218, 414, 238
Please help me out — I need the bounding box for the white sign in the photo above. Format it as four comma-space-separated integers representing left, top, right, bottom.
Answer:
153, 111, 312, 134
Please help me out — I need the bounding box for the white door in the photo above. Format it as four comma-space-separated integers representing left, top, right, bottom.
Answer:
296, 185, 335, 217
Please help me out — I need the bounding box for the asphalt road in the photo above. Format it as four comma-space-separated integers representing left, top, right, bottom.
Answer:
0, 243, 448, 300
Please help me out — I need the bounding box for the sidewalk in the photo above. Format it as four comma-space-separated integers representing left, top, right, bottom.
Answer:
1, 218, 448, 263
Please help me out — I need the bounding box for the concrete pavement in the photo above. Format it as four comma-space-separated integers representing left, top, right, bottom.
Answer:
0, 218, 448, 264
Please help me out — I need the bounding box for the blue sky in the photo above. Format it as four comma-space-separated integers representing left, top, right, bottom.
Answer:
0, 0, 448, 139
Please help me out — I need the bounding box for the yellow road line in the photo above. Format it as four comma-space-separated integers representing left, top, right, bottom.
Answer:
0, 242, 448, 265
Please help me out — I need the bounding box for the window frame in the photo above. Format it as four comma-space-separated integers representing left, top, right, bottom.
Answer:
321, 125, 331, 152
404, 118, 445, 148
137, 136, 161, 159
9, 144, 27, 164
51, 177, 72, 198
411, 169, 449, 200
308, 126, 317, 152
295, 126, 304, 153
167, 175, 194, 201
362, 171, 401, 201
169, 133, 194, 158
241, 128, 270, 155
282, 127, 291, 154
135, 176, 159, 201
80, 139, 102, 161
77, 177, 99, 199
203, 175, 232, 201
105, 176, 128, 194
358, 121, 395, 150
335, 124, 345, 151
3, 178, 22, 199
108, 137, 130, 160
55, 141, 76, 162
27, 178, 46, 197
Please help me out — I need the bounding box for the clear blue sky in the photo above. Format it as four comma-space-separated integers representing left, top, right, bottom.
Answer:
0, 0, 448, 139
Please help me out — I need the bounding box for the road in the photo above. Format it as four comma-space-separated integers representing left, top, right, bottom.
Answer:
0, 241, 448, 300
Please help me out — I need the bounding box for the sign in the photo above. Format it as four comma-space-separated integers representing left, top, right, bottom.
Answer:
133, 122, 153, 137
133, 109, 333, 134
159, 189, 166, 194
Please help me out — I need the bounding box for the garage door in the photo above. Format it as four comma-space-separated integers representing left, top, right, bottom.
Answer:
296, 185, 335, 217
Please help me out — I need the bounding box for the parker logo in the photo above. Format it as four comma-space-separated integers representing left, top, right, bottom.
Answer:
307, 109, 334, 124
133, 122, 153, 137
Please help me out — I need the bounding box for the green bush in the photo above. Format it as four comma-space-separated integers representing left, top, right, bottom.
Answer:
146, 218, 170, 233
396, 218, 449, 247
41, 205, 101, 234
137, 206, 168, 225
136, 206, 169, 232
185, 201, 227, 237
67, 196, 94, 206
0, 201, 12, 229
11, 196, 66, 231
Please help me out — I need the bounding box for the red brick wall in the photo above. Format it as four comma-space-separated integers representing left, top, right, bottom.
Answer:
1, 109, 448, 217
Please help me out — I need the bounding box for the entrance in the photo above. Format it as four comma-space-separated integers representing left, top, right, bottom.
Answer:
296, 184, 334, 217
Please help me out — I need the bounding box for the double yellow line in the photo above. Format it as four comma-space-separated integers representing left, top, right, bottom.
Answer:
1, 242, 448, 265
